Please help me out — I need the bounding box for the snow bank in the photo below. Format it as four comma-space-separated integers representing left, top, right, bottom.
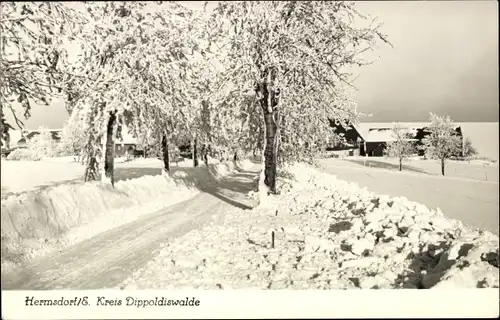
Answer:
120, 163, 499, 289
236, 159, 255, 171
1, 160, 243, 274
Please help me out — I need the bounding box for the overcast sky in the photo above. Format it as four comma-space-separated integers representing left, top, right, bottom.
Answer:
9, 0, 499, 129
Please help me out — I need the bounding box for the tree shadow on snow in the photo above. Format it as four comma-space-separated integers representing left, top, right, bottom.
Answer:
346, 159, 431, 175
114, 167, 161, 181
114, 164, 260, 210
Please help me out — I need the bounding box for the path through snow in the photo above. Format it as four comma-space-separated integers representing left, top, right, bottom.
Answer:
1, 164, 260, 290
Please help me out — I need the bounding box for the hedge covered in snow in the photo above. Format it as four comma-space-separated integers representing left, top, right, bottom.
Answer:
120, 163, 499, 289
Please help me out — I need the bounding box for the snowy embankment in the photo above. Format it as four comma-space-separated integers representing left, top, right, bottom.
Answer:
120, 163, 499, 289
0, 158, 243, 274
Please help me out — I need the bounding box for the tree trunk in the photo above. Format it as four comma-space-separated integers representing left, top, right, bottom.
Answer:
263, 111, 279, 194
256, 70, 280, 195
399, 158, 402, 171
193, 137, 199, 167
84, 135, 100, 181
161, 132, 170, 172
202, 144, 209, 166
103, 111, 117, 186
441, 158, 445, 176
4, 132, 10, 149
84, 156, 99, 181
234, 151, 239, 161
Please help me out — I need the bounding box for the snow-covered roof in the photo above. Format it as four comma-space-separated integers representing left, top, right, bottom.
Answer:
364, 128, 396, 142
362, 125, 425, 143
357, 122, 462, 142
6, 129, 63, 146
356, 122, 429, 140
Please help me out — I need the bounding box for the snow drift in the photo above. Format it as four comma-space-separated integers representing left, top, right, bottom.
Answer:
120, 162, 499, 289
1, 160, 244, 273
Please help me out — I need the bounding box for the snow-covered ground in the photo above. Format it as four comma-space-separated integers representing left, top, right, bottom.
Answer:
318, 158, 499, 235
1, 160, 260, 289
336, 156, 499, 182
0, 156, 243, 275
2, 156, 498, 289
120, 163, 499, 289
1, 156, 203, 197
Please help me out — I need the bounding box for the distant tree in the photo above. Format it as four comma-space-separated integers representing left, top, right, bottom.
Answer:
462, 137, 477, 158
134, 128, 159, 159
329, 127, 347, 150
59, 110, 86, 163
420, 113, 462, 176
384, 123, 416, 171
27, 127, 54, 160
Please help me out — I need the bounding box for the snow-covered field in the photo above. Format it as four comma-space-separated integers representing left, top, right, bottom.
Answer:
318, 158, 499, 235
0, 157, 241, 275
337, 156, 499, 182
120, 163, 499, 289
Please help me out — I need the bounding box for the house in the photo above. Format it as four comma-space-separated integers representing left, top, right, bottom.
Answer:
115, 126, 138, 157
4, 129, 62, 149
25, 129, 62, 142
329, 121, 464, 157
5, 127, 139, 158
362, 127, 420, 157
328, 119, 365, 155
362, 127, 395, 157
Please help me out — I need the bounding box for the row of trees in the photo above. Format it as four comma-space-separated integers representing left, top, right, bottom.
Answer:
1, 1, 390, 193
385, 113, 477, 175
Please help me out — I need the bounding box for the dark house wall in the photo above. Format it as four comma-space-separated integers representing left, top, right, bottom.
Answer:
365, 142, 387, 157
17, 137, 27, 147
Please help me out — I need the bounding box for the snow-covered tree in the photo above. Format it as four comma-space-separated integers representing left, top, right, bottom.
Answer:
384, 123, 416, 171
420, 113, 462, 176
329, 128, 347, 150
462, 137, 477, 158
0, 2, 82, 129
59, 110, 86, 162
134, 127, 158, 158
206, 89, 255, 162
26, 126, 54, 160
65, 2, 205, 184
207, 1, 390, 194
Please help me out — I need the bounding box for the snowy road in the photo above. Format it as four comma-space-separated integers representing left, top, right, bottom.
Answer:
1, 166, 259, 290
318, 159, 499, 235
